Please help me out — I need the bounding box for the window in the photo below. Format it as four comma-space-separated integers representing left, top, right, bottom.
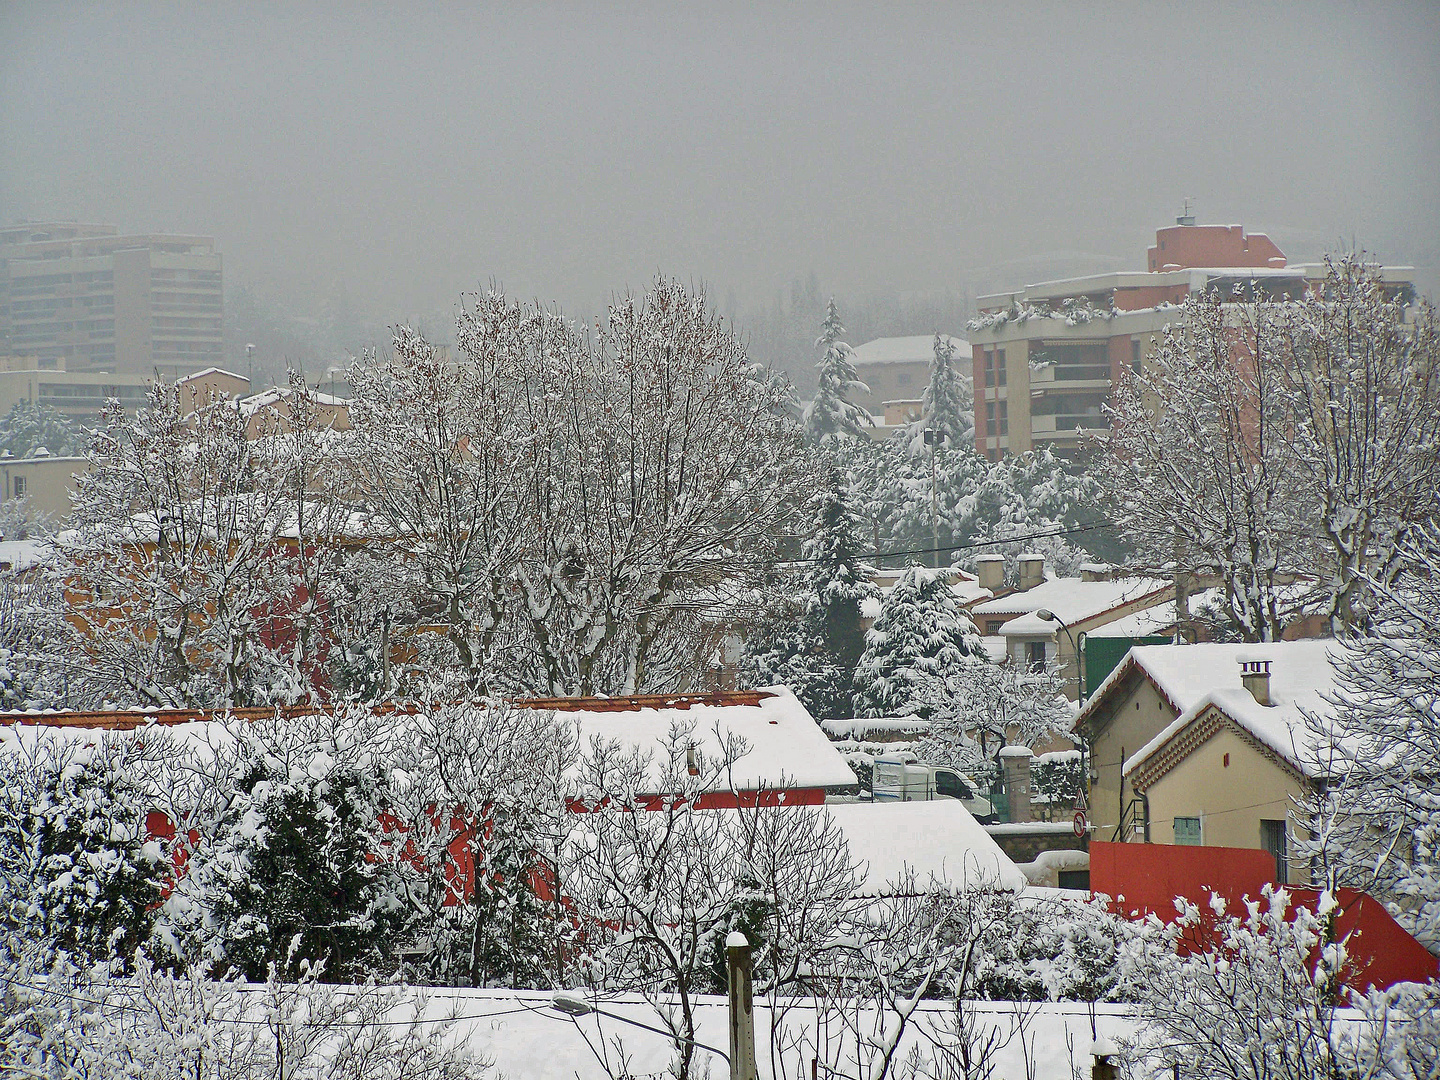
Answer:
934, 770, 972, 801
998, 400, 1008, 435
1132, 338, 1142, 375
986, 620, 1003, 634
1261, 819, 1288, 882
1026, 640, 1047, 670
896, 372, 911, 386
11, 475, 26, 499
1174, 816, 1202, 845
996, 348, 1007, 386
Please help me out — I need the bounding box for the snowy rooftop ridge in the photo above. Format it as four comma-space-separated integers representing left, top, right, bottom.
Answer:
972, 575, 1169, 627
1076, 640, 1346, 779
852, 333, 970, 366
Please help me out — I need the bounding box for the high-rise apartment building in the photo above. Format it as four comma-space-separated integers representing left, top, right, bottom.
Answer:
967, 221, 1415, 461
0, 222, 224, 380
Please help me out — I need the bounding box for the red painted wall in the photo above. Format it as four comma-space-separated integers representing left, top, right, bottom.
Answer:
1091, 841, 1438, 991
1146, 225, 1286, 271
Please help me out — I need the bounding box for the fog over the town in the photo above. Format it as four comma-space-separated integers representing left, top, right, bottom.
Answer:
3, 1, 1438, 371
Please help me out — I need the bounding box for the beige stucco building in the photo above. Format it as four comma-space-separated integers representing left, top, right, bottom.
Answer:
1073, 640, 1340, 882
0, 452, 87, 529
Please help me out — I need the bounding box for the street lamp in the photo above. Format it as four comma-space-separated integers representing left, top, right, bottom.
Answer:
549, 991, 731, 1065
1033, 607, 1081, 700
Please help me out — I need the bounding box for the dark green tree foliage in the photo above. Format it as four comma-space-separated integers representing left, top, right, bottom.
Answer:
0, 736, 162, 967
742, 483, 877, 719
165, 746, 409, 982
0, 400, 82, 458
852, 565, 984, 719
698, 874, 772, 994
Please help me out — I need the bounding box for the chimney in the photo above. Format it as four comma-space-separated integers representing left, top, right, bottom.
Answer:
1239, 657, 1272, 706
974, 554, 1005, 593
1017, 553, 1045, 592
1079, 562, 1110, 582
1000, 745, 1033, 823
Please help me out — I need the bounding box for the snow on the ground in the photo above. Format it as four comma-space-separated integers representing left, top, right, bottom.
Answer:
377, 987, 1143, 1079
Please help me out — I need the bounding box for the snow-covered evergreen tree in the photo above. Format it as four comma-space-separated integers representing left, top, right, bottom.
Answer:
157, 710, 413, 981
0, 400, 81, 458
0, 569, 68, 710
803, 298, 873, 442
907, 331, 973, 453
742, 481, 877, 719
0, 730, 164, 968
852, 565, 984, 719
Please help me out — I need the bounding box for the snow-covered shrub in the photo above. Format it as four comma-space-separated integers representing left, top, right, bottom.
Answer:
157, 710, 413, 981
0, 729, 164, 967
1, 940, 492, 1080
1121, 886, 1353, 1080
1031, 749, 1083, 807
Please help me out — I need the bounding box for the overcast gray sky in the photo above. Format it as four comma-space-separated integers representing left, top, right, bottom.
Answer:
3, 1, 1438, 324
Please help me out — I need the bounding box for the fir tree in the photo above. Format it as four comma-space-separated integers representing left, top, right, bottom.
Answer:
916, 332, 973, 450
741, 481, 877, 719
803, 298, 873, 442
852, 564, 984, 719
0, 400, 82, 459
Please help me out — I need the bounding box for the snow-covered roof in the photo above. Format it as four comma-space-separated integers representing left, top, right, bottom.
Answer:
974, 577, 1169, 630
852, 334, 970, 366
1082, 589, 1225, 639
1094, 641, 1345, 779
564, 686, 856, 793
824, 800, 1026, 894
176, 367, 248, 384
239, 387, 350, 416
0, 538, 52, 571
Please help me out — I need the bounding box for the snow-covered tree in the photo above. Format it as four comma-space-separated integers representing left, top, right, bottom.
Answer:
381, 700, 578, 988
0, 729, 164, 968
64, 382, 324, 708
911, 331, 973, 452
1103, 286, 1308, 641
1274, 255, 1440, 633
343, 280, 809, 697
851, 565, 984, 719
741, 481, 877, 719
0, 568, 68, 710
804, 298, 873, 442
912, 658, 1072, 783
1122, 887, 1357, 1080
562, 723, 858, 1080
0, 399, 82, 458
1303, 524, 1440, 954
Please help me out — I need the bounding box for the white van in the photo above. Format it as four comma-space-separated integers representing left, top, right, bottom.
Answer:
871, 753, 996, 822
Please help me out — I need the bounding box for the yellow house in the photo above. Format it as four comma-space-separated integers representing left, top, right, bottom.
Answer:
1073, 640, 1341, 880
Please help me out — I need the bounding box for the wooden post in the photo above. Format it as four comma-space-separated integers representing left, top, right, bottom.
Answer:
726, 931, 758, 1080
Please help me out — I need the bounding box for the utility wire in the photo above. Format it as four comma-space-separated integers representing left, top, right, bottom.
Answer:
788, 519, 1118, 566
